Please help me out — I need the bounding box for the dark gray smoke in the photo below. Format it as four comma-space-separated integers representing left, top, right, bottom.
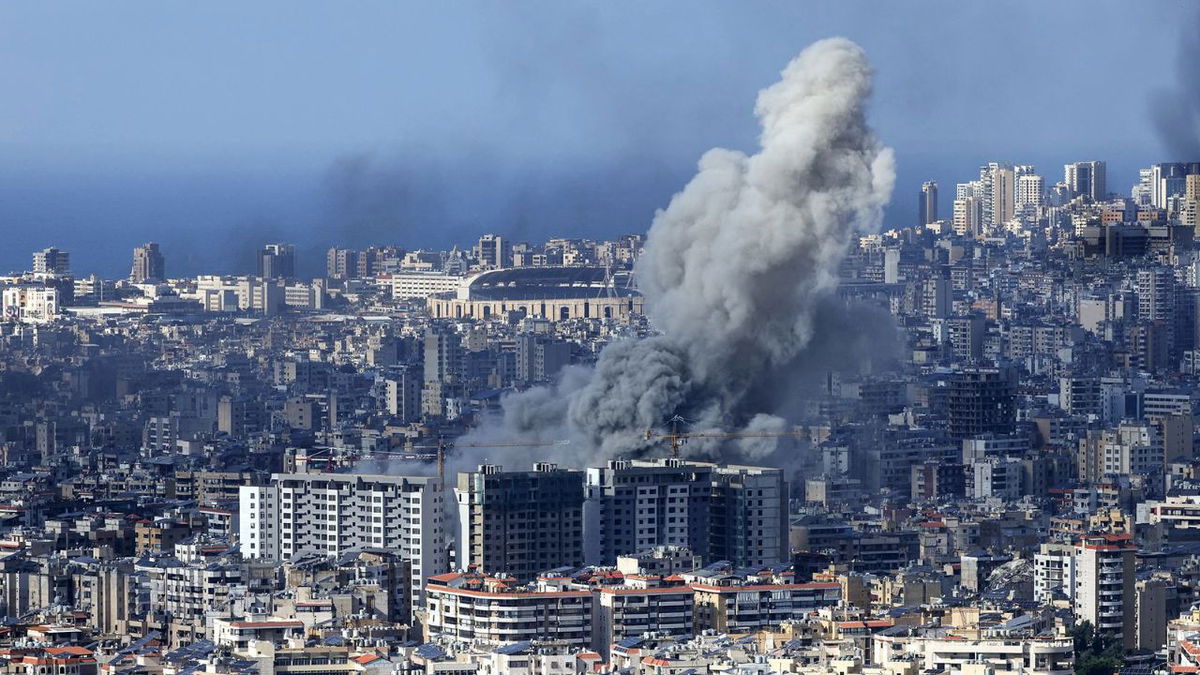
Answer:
459, 37, 895, 471
1152, 8, 1200, 159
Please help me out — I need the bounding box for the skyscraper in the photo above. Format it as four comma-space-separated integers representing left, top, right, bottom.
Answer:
257, 243, 295, 279
952, 196, 982, 237
1064, 161, 1107, 202
918, 181, 938, 226
978, 162, 1015, 228
32, 247, 70, 274
130, 242, 165, 283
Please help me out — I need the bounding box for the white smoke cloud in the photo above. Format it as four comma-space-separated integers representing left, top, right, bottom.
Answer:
457, 37, 895, 472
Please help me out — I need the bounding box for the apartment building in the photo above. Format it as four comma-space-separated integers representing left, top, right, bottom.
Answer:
455, 463, 584, 582
424, 572, 592, 647
583, 459, 787, 567
592, 581, 694, 656
685, 572, 841, 634
1073, 534, 1136, 649
239, 472, 447, 617
874, 631, 1074, 675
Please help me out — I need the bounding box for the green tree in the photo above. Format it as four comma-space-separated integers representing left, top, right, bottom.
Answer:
1071, 621, 1124, 675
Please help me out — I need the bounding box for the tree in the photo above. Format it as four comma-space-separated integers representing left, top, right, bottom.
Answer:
1071, 621, 1124, 675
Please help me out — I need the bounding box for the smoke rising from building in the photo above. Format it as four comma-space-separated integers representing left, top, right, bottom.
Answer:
459, 37, 896, 470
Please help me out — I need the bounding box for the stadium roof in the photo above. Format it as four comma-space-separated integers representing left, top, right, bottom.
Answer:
461, 266, 638, 301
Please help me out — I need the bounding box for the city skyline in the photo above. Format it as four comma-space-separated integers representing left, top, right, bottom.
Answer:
6, 5, 1200, 672
2, 2, 1197, 276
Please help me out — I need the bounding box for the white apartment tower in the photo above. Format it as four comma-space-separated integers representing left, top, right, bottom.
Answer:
239, 472, 448, 615
1137, 266, 1175, 322
1073, 534, 1136, 650
1015, 172, 1044, 219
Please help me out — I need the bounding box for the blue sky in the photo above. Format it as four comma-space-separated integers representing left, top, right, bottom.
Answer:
0, 2, 1195, 276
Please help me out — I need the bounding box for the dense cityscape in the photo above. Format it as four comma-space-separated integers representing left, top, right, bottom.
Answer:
5, 4, 1200, 673
4, 149, 1200, 674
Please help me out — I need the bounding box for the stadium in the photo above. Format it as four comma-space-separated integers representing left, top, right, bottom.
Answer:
428, 266, 643, 321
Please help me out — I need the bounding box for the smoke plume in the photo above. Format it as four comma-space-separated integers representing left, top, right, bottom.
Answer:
1152, 8, 1200, 159
460, 37, 895, 470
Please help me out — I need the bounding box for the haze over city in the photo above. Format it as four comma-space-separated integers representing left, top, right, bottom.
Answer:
2, 2, 1196, 276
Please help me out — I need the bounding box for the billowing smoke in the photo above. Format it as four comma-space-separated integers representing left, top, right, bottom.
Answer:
1152, 8, 1200, 159
458, 37, 895, 471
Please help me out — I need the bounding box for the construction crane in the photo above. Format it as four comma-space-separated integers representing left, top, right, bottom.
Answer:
360, 438, 571, 481
644, 415, 806, 459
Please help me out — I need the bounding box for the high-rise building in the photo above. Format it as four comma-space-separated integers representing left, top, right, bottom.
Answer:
1073, 534, 1136, 649
1132, 168, 1155, 206
385, 366, 422, 423
1015, 173, 1044, 219
257, 243, 295, 279
455, 462, 585, 582
217, 394, 265, 438
978, 163, 1015, 228
918, 181, 938, 226
945, 368, 1016, 439
130, 242, 165, 283
474, 234, 510, 269
1150, 163, 1200, 209
424, 325, 464, 384
1064, 161, 1107, 202
921, 277, 952, 318
583, 458, 787, 568
239, 472, 448, 616
1183, 175, 1200, 229
326, 248, 358, 279
1137, 266, 1176, 322
32, 247, 70, 274
953, 196, 982, 237
515, 335, 572, 384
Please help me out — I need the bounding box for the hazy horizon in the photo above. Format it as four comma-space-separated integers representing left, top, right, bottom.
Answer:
2, 1, 1196, 277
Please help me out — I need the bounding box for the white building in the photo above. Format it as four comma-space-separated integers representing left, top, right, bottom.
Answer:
874, 631, 1073, 675
1146, 494, 1200, 529
1033, 543, 1075, 604
191, 276, 287, 314
1, 286, 60, 324
239, 472, 448, 616
969, 457, 1023, 500
1015, 173, 1045, 218
1073, 534, 1136, 650
385, 272, 463, 300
